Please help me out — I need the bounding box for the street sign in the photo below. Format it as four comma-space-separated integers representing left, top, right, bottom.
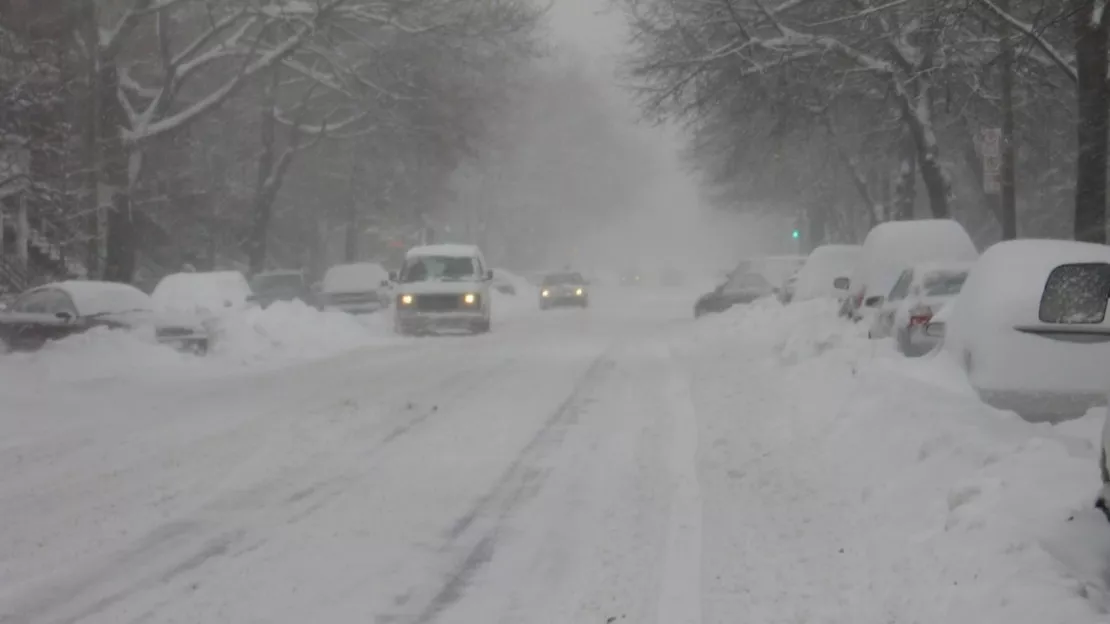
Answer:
979, 128, 1001, 194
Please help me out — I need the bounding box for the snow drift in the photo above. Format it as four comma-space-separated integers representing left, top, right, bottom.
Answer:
677, 298, 1110, 623
0, 300, 399, 391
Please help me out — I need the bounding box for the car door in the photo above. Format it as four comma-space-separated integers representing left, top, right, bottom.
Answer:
0, 288, 76, 350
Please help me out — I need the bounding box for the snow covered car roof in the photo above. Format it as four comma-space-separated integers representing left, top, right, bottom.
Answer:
405, 244, 481, 259
792, 244, 862, 301
151, 271, 253, 314
322, 263, 388, 292
43, 280, 155, 316
849, 219, 978, 299
950, 239, 1110, 328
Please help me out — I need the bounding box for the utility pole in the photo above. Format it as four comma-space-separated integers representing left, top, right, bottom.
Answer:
999, 0, 1018, 239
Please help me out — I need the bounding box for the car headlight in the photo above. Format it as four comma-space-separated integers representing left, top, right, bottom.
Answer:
400, 294, 413, 306
541, 290, 550, 297
575, 288, 583, 296
463, 293, 477, 305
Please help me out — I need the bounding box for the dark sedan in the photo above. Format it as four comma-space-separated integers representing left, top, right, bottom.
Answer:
0, 281, 208, 353
540, 271, 589, 309
694, 271, 774, 318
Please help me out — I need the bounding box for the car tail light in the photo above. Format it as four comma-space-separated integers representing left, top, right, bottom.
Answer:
853, 293, 864, 309
908, 304, 933, 326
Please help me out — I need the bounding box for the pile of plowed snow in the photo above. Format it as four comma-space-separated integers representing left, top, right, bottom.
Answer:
677, 297, 1110, 623
0, 300, 398, 390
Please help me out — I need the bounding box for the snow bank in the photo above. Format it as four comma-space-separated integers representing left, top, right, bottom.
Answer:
207, 299, 396, 365
677, 299, 1110, 622
0, 301, 399, 392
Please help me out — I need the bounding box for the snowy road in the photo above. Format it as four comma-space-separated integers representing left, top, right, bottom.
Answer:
0, 289, 705, 624
3, 288, 1110, 623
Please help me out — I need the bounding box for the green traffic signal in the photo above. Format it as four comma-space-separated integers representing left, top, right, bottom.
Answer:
791, 229, 800, 239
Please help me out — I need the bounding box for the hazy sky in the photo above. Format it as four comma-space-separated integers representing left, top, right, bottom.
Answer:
541, 0, 788, 270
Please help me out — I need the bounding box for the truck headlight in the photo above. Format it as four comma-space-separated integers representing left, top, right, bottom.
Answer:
541, 289, 550, 297
575, 288, 583, 296
400, 294, 413, 306
463, 293, 477, 305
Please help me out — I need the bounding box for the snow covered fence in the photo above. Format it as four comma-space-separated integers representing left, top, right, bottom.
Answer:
678, 298, 1110, 622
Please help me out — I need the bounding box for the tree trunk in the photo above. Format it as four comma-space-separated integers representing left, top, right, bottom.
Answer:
81, 0, 101, 278
247, 71, 279, 274
1074, 0, 1109, 243
999, 0, 1018, 240
892, 127, 917, 220
100, 61, 136, 283
344, 161, 358, 262
896, 84, 950, 218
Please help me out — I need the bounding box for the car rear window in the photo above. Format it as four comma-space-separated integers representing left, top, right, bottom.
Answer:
922, 270, 968, 297
1038, 263, 1110, 324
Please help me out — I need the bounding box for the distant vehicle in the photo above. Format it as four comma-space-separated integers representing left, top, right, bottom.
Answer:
319, 262, 391, 314
791, 244, 862, 303
694, 270, 774, 318
392, 244, 493, 335
869, 262, 973, 356
842, 219, 978, 323
0, 280, 208, 353
249, 270, 314, 308
945, 239, 1110, 422
539, 271, 589, 309
619, 269, 642, 286
151, 270, 254, 316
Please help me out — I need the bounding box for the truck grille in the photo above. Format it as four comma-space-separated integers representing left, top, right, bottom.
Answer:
416, 294, 463, 311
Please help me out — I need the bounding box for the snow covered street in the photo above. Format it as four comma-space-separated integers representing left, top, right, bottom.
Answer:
2, 288, 1110, 623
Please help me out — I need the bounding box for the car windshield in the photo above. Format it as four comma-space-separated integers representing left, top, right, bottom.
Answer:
922, 270, 968, 297
401, 256, 477, 283
251, 273, 303, 292
543, 272, 585, 286
726, 272, 770, 291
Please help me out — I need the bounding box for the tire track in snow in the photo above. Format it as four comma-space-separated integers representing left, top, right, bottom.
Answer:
1, 356, 513, 624
656, 345, 703, 624
394, 354, 616, 624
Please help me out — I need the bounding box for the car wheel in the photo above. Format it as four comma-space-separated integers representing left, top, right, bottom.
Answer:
474, 319, 491, 334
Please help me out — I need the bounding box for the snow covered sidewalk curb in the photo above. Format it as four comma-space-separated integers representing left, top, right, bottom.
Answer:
677, 299, 1110, 623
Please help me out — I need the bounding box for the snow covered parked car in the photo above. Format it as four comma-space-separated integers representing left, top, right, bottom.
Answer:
791, 244, 861, 302
152, 270, 254, 316
249, 270, 314, 308
391, 244, 493, 335
0, 281, 208, 353
945, 239, 1110, 422
319, 262, 391, 314
869, 262, 973, 355
694, 269, 774, 318
842, 220, 978, 323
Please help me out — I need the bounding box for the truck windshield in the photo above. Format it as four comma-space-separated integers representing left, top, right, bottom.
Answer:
401, 256, 478, 283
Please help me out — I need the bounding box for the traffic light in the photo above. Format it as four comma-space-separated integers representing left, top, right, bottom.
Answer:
791, 229, 800, 240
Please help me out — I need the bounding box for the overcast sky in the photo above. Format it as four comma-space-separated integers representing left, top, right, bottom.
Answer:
541, 0, 788, 271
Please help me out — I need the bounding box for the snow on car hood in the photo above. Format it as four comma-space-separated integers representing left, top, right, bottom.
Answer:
395, 280, 487, 295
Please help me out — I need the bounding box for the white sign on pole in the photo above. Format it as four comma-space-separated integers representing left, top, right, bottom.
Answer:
980, 128, 1001, 195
